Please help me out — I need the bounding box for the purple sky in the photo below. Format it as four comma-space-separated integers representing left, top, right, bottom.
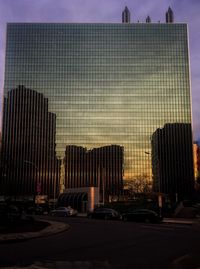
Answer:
0, 0, 199, 140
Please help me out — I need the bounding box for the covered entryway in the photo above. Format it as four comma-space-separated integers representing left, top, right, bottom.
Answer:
57, 187, 99, 212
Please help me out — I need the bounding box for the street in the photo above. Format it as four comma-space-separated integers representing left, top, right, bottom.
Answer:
0, 216, 200, 268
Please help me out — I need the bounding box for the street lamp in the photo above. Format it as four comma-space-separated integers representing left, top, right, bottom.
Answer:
144, 151, 152, 186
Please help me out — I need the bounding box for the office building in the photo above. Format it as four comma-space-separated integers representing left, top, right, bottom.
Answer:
193, 142, 200, 180
64, 145, 124, 201
1, 85, 60, 200
1, 10, 193, 196
151, 123, 194, 200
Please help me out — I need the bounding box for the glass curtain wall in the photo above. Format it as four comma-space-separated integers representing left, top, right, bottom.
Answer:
4, 23, 192, 182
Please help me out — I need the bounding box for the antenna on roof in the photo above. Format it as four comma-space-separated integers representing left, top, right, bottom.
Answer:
122, 6, 131, 23
166, 7, 174, 23
146, 16, 151, 23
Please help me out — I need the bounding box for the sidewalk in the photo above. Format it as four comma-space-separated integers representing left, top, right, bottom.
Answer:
163, 217, 197, 225
0, 218, 70, 243
163, 217, 200, 232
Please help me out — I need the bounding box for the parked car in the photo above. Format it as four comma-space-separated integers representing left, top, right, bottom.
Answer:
121, 209, 162, 223
0, 204, 21, 223
50, 206, 77, 217
26, 206, 44, 215
87, 208, 121, 220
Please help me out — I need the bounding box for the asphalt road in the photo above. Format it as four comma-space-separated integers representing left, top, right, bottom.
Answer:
0, 217, 200, 269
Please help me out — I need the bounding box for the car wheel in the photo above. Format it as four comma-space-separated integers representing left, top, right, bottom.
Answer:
144, 218, 150, 223
88, 214, 93, 219
104, 215, 109, 220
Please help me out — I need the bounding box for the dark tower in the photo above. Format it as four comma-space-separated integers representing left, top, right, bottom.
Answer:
0, 85, 60, 200
64, 145, 124, 202
151, 123, 194, 200
146, 16, 151, 23
122, 6, 131, 23
166, 7, 174, 23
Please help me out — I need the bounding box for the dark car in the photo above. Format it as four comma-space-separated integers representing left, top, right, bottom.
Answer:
0, 204, 21, 223
87, 208, 121, 220
121, 209, 162, 223
50, 206, 77, 217
26, 206, 48, 215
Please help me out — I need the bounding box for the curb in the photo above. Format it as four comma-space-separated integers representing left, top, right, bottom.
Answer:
162, 219, 194, 225
0, 219, 70, 243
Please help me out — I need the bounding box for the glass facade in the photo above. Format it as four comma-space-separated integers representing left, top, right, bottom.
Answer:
1, 85, 60, 198
3, 23, 192, 183
151, 123, 194, 199
64, 145, 124, 200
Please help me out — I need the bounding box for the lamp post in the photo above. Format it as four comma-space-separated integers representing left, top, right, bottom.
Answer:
144, 151, 152, 190
52, 156, 63, 209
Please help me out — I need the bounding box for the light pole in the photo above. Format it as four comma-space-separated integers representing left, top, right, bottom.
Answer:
144, 151, 152, 190
52, 156, 62, 209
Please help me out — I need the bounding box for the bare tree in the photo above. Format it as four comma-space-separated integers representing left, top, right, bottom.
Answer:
124, 174, 152, 197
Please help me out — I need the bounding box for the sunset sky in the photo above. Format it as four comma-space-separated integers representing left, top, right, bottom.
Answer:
0, 0, 199, 141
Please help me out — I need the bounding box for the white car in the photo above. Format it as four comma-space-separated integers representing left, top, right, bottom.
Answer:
50, 206, 77, 217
